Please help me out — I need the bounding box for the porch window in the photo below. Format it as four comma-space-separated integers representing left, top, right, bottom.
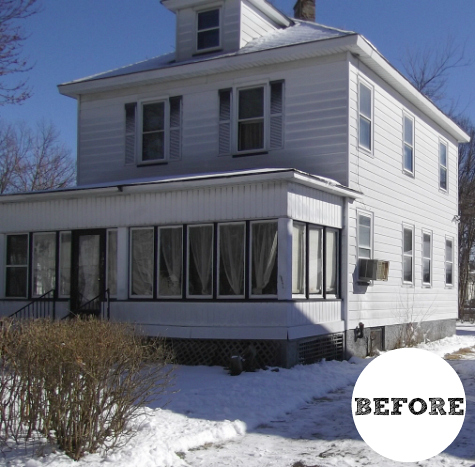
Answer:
325, 229, 339, 296
403, 226, 414, 284
292, 222, 306, 295
107, 230, 117, 297
445, 238, 453, 286
403, 115, 414, 174
308, 226, 323, 296
439, 141, 448, 191
218, 223, 245, 297
59, 231, 71, 297
422, 231, 432, 286
158, 226, 183, 297
32, 232, 56, 297
187, 225, 213, 297
197, 9, 220, 51
5, 234, 29, 298
251, 221, 278, 296
359, 82, 372, 151
130, 228, 154, 297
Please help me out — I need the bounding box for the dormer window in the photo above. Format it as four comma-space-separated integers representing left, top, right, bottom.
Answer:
197, 9, 220, 51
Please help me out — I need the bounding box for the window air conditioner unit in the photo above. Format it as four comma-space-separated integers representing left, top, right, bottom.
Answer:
358, 258, 390, 282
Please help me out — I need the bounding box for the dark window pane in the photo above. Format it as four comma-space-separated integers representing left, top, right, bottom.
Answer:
404, 145, 413, 172
197, 29, 219, 50
219, 223, 245, 296
423, 234, 431, 258
198, 9, 219, 30
404, 117, 413, 145
446, 263, 453, 285
7, 234, 28, 265
404, 257, 413, 282
423, 258, 431, 284
440, 143, 447, 166
251, 222, 278, 295
188, 226, 213, 296
404, 229, 412, 254
143, 103, 164, 132
238, 121, 264, 151
142, 132, 164, 161
360, 84, 371, 118
159, 227, 183, 297
6, 267, 28, 297
359, 117, 371, 149
440, 167, 447, 190
239, 88, 264, 119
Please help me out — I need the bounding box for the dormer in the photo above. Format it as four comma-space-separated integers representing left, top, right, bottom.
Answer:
161, 0, 292, 62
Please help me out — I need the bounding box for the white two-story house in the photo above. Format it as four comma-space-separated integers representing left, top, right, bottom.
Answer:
0, 0, 469, 366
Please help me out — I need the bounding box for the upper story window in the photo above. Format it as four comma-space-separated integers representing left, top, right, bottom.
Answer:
403, 225, 414, 284
197, 9, 220, 52
358, 81, 373, 152
357, 212, 372, 259
219, 81, 284, 155
124, 97, 182, 165
403, 114, 414, 174
439, 140, 448, 191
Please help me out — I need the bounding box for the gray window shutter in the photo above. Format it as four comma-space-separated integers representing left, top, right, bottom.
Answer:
270, 81, 284, 150
169, 96, 182, 160
125, 103, 136, 165
219, 89, 232, 156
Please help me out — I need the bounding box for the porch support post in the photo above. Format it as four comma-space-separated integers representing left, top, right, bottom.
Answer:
0, 234, 4, 299
116, 227, 129, 300
278, 217, 292, 300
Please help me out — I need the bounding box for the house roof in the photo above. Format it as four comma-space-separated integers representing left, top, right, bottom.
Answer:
0, 168, 362, 203
59, 20, 353, 85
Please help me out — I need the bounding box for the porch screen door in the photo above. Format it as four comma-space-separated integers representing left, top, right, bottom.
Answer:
71, 230, 105, 312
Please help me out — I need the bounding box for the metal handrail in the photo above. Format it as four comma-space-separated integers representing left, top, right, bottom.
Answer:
8, 289, 56, 320
64, 289, 110, 320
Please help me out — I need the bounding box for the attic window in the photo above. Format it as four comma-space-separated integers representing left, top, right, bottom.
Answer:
197, 9, 220, 51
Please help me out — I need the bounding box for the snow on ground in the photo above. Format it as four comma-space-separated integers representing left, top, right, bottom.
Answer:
3, 324, 475, 467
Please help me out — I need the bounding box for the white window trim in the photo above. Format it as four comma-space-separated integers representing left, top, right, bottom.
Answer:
439, 139, 448, 192
308, 224, 323, 298
358, 79, 374, 155
138, 98, 170, 165
249, 219, 278, 299
292, 221, 306, 298
234, 83, 269, 154
217, 221, 246, 299
5, 233, 29, 299
324, 228, 340, 299
195, 7, 222, 54
402, 224, 415, 286
157, 225, 183, 299
445, 236, 454, 287
357, 210, 373, 260
421, 229, 432, 287
129, 227, 155, 299
186, 224, 214, 299
403, 113, 415, 176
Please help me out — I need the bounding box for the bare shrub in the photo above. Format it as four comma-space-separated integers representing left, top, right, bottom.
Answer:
0, 318, 173, 460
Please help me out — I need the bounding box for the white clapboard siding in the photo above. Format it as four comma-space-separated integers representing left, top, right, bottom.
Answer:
77, 56, 351, 188
240, 1, 277, 47
346, 59, 459, 327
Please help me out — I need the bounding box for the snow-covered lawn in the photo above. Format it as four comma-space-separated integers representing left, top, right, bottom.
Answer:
4, 324, 475, 467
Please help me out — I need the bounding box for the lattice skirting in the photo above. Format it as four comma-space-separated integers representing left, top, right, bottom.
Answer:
165, 333, 345, 367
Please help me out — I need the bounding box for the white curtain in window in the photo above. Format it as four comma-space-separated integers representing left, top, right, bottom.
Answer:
131, 229, 154, 296
78, 235, 100, 303
252, 222, 278, 295
189, 225, 213, 296
219, 223, 245, 296
159, 227, 182, 296
33, 233, 56, 296
325, 230, 338, 295
308, 227, 322, 295
59, 232, 71, 296
292, 223, 305, 294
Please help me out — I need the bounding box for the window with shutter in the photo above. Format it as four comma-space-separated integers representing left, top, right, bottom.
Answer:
219, 89, 231, 156
125, 103, 136, 165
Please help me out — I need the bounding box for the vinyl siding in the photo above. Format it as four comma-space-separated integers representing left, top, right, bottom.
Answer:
77, 56, 350, 187
347, 59, 459, 328
240, 1, 277, 47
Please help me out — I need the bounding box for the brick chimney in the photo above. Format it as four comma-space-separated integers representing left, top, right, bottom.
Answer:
293, 0, 315, 21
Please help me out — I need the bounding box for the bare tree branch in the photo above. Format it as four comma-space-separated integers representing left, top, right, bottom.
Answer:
0, 0, 40, 105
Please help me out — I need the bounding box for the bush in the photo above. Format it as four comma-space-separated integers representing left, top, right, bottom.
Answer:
0, 318, 173, 460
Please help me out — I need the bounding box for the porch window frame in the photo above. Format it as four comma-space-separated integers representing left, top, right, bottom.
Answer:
5, 233, 29, 299
307, 224, 324, 298
217, 221, 246, 299
324, 227, 340, 299
157, 225, 184, 299
292, 221, 306, 298
31, 231, 57, 298
129, 227, 156, 299
58, 231, 72, 298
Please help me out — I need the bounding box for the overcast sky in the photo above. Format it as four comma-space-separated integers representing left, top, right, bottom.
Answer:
4, 0, 475, 156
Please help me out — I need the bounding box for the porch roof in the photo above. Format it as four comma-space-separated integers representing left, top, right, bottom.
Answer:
0, 168, 361, 203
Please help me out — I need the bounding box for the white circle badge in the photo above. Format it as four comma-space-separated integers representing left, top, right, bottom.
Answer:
352, 348, 466, 463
